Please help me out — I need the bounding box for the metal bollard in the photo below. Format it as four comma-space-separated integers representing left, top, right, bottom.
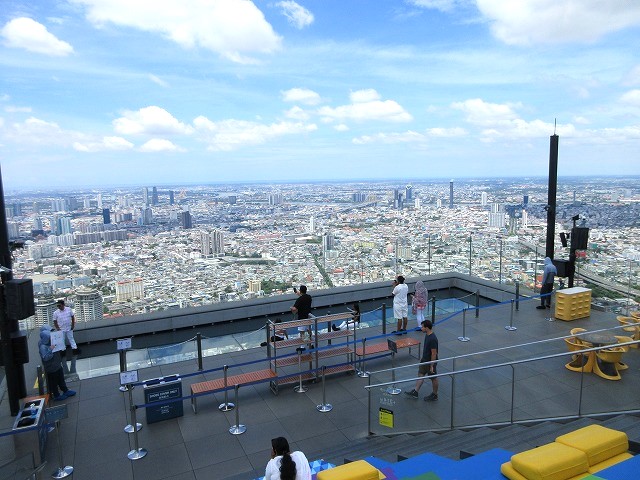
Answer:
219, 365, 235, 411
457, 309, 470, 342
196, 332, 203, 371
505, 299, 517, 331
431, 298, 436, 324
124, 384, 142, 433
475, 290, 480, 318
515, 281, 520, 311
127, 405, 147, 460
357, 339, 369, 378
386, 352, 401, 395
316, 366, 333, 412
294, 347, 308, 393
118, 350, 129, 392
381, 303, 387, 334
229, 385, 246, 435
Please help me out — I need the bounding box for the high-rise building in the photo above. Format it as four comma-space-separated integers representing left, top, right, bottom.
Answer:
248, 280, 261, 293
143, 187, 149, 206
75, 288, 103, 322
405, 184, 413, 201
521, 209, 528, 228
228, 195, 237, 205
97, 193, 103, 209
7, 222, 19, 239
449, 180, 454, 208
268, 193, 283, 205
115, 278, 144, 302
351, 192, 366, 203
58, 216, 73, 235
322, 233, 335, 252
102, 208, 111, 224
152, 186, 159, 205
180, 210, 193, 229
169, 190, 175, 205
481, 192, 488, 206
436, 198, 442, 209
201, 230, 224, 255
34, 298, 56, 328
309, 216, 315, 233
488, 203, 505, 228
523, 194, 529, 206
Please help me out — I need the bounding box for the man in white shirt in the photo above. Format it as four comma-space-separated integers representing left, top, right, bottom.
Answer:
53, 300, 78, 350
392, 275, 409, 334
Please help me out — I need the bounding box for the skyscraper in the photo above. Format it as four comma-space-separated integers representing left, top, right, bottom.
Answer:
152, 186, 159, 205
143, 187, 149, 206
169, 190, 175, 205
102, 208, 111, 224
481, 192, 488, 206
75, 288, 104, 322
449, 180, 454, 208
180, 210, 193, 229
405, 184, 413, 201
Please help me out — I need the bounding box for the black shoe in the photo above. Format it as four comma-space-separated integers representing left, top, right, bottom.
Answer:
260, 341, 267, 347
546, 305, 551, 308
424, 393, 438, 401
404, 389, 418, 399
332, 324, 340, 331
536, 305, 546, 310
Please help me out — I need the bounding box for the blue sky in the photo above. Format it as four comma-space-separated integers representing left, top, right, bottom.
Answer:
1, 0, 639, 188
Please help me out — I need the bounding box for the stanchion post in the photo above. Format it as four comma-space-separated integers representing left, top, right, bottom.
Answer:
36, 366, 44, 396
457, 308, 470, 342
386, 352, 401, 395
475, 290, 480, 318
124, 383, 142, 433
127, 405, 147, 460
381, 303, 386, 334
51, 419, 73, 479
515, 281, 520, 311
229, 385, 246, 435
431, 297, 436, 324
316, 366, 333, 412
118, 349, 129, 392
219, 365, 235, 411
505, 299, 517, 331
294, 347, 308, 393
357, 339, 369, 378
196, 332, 203, 371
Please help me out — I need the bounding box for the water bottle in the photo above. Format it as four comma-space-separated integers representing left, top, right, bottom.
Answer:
29, 403, 37, 417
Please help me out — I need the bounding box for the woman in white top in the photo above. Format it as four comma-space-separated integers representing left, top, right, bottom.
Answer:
265, 437, 311, 480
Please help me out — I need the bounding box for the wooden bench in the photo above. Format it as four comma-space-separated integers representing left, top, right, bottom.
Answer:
355, 336, 421, 373
190, 368, 276, 413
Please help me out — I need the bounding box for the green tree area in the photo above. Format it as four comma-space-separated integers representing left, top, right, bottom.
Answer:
584, 283, 624, 299
261, 279, 292, 294
313, 255, 334, 287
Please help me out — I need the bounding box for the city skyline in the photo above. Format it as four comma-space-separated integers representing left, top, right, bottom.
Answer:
1, 1, 640, 189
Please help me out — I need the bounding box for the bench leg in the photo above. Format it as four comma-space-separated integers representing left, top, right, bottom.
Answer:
191, 395, 197, 414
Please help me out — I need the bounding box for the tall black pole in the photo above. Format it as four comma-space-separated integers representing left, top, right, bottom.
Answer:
0, 165, 22, 415
545, 134, 559, 260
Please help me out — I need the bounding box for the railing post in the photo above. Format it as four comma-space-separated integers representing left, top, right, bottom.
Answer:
431, 297, 436, 324
475, 290, 479, 318
294, 347, 308, 393
124, 385, 142, 433
381, 303, 387, 334
515, 281, 520, 311
386, 352, 401, 395
196, 332, 203, 371
505, 299, 517, 331
51, 419, 73, 478
358, 339, 369, 378
118, 349, 129, 393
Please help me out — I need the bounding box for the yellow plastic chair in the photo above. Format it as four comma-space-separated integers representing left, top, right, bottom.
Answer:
564, 337, 594, 373
613, 336, 633, 370
630, 311, 640, 320
570, 327, 587, 336
593, 347, 625, 381
617, 316, 640, 345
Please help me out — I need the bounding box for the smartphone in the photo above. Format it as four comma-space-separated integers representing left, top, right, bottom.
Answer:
293, 287, 297, 293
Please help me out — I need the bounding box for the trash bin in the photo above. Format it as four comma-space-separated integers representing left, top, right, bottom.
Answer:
143, 375, 183, 424
12, 397, 48, 465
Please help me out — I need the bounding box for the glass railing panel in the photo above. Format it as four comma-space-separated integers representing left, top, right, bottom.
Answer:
148, 340, 197, 366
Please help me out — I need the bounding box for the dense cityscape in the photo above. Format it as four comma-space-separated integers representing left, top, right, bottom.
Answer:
4, 176, 639, 329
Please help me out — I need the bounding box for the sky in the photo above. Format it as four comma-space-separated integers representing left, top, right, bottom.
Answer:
1, 0, 640, 189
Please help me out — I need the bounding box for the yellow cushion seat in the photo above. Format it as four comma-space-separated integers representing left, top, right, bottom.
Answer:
507, 442, 589, 480
555, 424, 629, 467
316, 460, 385, 480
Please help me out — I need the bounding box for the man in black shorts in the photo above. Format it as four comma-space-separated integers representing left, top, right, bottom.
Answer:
404, 319, 439, 401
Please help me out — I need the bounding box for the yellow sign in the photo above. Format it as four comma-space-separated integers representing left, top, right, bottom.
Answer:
379, 407, 394, 428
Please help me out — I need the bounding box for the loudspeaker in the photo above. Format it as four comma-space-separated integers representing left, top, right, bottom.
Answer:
571, 227, 589, 250
0, 332, 29, 366
552, 259, 570, 278
5, 279, 35, 321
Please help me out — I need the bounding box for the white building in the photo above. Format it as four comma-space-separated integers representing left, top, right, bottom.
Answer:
75, 288, 104, 322
115, 278, 144, 302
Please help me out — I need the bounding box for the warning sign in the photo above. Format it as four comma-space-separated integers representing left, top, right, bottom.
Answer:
379, 407, 394, 428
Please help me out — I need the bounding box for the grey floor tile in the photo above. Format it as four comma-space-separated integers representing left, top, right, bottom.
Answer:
132, 443, 193, 480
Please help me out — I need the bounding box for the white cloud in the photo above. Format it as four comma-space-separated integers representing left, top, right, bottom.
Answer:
352, 131, 424, 144
4, 106, 32, 113
350, 89, 381, 103
0, 94, 9, 102
284, 106, 310, 121
281, 88, 321, 105
113, 106, 193, 136
149, 74, 169, 87
3, 117, 78, 146
193, 116, 317, 151
72, 0, 281, 63
334, 124, 349, 131
573, 116, 590, 125
622, 65, 640, 87
319, 91, 412, 123
426, 127, 466, 137
1, 17, 74, 56
277, 1, 314, 29
476, 0, 640, 46
621, 89, 640, 107
451, 98, 520, 126
74, 136, 134, 152
407, 0, 460, 13
139, 138, 184, 152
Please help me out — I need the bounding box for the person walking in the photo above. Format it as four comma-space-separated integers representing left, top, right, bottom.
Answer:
265, 436, 311, 480
404, 319, 439, 401
537, 257, 557, 309
392, 275, 409, 334
53, 299, 78, 350
38, 326, 76, 401
411, 281, 428, 328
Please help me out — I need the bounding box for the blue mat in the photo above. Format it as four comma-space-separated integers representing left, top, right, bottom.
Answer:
591, 453, 640, 480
